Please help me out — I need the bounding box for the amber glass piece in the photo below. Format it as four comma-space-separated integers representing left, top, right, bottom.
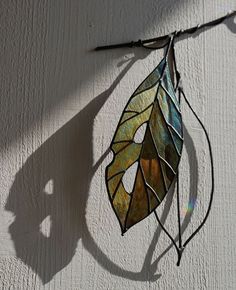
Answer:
126, 168, 149, 228
141, 127, 166, 201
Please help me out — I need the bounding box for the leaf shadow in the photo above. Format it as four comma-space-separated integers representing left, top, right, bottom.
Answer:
5, 50, 159, 284
5, 51, 200, 283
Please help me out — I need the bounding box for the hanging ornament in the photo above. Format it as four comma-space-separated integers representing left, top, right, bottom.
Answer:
95, 10, 235, 265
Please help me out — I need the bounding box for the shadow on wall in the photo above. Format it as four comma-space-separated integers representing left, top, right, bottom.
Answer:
2, 0, 190, 284
4, 0, 236, 285
5, 53, 154, 283
5, 51, 199, 283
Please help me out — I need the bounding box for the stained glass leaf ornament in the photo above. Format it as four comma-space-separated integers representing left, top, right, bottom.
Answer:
105, 35, 183, 233
94, 11, 234, 266
103, 33, 215, 266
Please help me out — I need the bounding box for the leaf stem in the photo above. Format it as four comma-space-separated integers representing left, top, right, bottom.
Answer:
176, 247, 184, 266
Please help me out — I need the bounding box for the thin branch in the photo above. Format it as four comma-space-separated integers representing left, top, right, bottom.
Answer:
95, 10, 236, 51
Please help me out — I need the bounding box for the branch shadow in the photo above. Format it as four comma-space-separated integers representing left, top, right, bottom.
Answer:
175, 13, 236, 42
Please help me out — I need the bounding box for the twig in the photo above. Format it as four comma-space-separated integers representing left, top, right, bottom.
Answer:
95, 10, 236, 51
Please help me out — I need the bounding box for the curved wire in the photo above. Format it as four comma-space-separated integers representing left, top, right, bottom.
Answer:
153, 211, 179, 254
179, 88, 215, 249
153, 35, 184, 265
154, 88, 215, 265
153, 38, 214, 262
176, 80, 183, 251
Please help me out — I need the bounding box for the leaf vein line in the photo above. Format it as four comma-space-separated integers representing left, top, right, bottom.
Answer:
120, 103, 153, 126
158, 155, 176, 175
133, 76, 161, 97
112, 179, 123, 200
107, 170, 125, 182
145, 182, 162, 204
115, 142, 133, 154
167, 123, 183, 140
113, 140, 133, 144
139, 163, 151, 213
160, 83, 181, 113
123, 162, 140, 230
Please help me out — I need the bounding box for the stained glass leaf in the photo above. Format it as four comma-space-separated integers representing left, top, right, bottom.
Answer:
105, 56, 183, 234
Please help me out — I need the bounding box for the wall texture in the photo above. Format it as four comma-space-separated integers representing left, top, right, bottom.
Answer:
0, 1, 236, 289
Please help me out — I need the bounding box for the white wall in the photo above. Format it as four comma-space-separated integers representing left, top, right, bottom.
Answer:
0, 1, 236, 289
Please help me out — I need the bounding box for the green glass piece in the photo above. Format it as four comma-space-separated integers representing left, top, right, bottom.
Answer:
113, 182, 131, 229
120, 112, 138, 124
112, 141, 131, 154
114, 106, 152, 143
134, 58, 165, 96
107, 172, 123, 198
107, 143, 141, 180
126, 84, 158, 113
